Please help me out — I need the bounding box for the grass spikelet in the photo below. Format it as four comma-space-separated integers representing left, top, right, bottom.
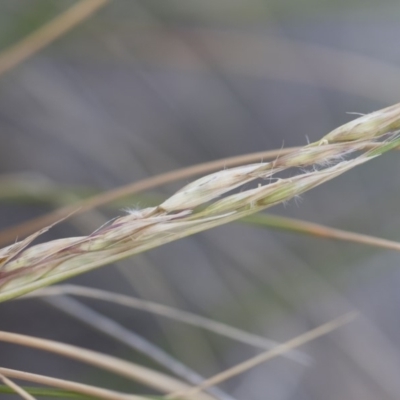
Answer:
0, 103, 399, 302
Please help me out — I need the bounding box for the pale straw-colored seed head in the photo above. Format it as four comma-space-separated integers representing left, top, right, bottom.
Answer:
320, 102, 400, 143
0, 103, 399, 302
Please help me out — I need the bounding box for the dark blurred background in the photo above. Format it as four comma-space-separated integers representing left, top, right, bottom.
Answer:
1, 1, 400, 399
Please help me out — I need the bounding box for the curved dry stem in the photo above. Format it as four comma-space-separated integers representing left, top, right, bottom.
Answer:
0, 372, 36, 400
165, 312, 358, 399
0, 331, 216, 400
0, 0, 109, 76
0, 368, 145, 400
243, 214, 400, 252
40, 295, 235, 400
23, 284, 311, 365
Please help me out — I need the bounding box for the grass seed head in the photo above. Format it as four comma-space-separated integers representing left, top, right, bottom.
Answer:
0, 103, 400, 301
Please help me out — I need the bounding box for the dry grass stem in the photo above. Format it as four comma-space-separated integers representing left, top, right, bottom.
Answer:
24, 284, 311, 365
243, 214, 400, 252
165, 312, 358, 399
0, 372, 36, 400
40, 294, 235, 400
0, 331, 216, 400
0, 0, 109, 76
0, 368, 146, 400
0, 103, 399, 301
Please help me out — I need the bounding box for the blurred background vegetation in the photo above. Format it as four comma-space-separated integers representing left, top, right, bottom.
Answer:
1, 0, 400, 399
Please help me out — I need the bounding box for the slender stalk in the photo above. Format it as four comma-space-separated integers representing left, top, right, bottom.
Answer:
42, 295, 236, 400
24, 284, 311, 365
0, 332, 216, 400
242, 214, 400, 252
165, 312, 357, 399
0, 0, 109, 76
0, 368, 146, 400
0, 373, 36, 400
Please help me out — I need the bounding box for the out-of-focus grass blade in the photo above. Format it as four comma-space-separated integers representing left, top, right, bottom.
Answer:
242, 214, 400, 252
